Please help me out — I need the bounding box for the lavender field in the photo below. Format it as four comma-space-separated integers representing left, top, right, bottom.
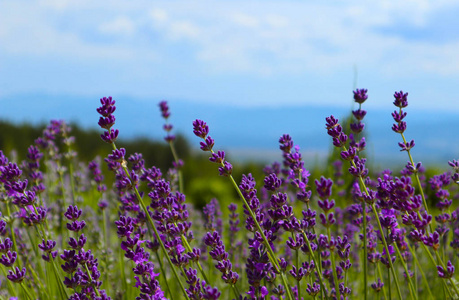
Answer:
0, 90, 458, 299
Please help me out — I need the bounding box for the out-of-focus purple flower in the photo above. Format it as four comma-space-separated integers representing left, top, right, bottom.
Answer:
0, 250, 17, 267
192, 120, 209, 139
7, 267, 26, 283
349, 156, 368, 177
393, 91, 408, 108
159, 100, 171, 119
398, 140, 415, 152
422, 231, 440, 250
306, 282, 320, 296
315, 177, 333, 200
371, 278, 384, 292
437, 260, 455, 279
218, 161, 233, 177
353, 89, 368, 104
204, 231, 239, 284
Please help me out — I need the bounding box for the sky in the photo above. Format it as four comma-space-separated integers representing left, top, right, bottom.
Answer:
0, 0, 458, 164
1, 0, 459, 109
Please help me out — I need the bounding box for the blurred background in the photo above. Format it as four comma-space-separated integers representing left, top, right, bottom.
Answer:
1, 0, 458, 168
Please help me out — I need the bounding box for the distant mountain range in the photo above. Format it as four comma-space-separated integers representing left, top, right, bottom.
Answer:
1, 93, 458, 167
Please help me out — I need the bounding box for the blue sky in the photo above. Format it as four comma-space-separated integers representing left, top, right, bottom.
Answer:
0, 1, 458, 164
1, 0, 459, 110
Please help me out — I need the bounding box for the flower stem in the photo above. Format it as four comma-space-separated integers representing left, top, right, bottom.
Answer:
376, 263, 388, 300
155, 251, 175, 300
327, 227, 340, 300
168, 140, 184, 194
361, 201, 368, 300
406, 242, 433, 300
393, 243, 416, 300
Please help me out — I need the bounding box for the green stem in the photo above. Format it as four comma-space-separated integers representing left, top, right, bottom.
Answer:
0, 264, 17, 296
102, 208, 110, 295
327, 227, 340, 300
393, 243, 416, 300
388, 267, 391, 300
434, 250, 459, 297
368, 202, 403, 300
296, 246, 301, 300
119, 247, 127, 295
406, 243, 434, 300
179, 229, 211, 285
168, 140, 184, 194
362, 201, 368, 300
155, 251, 175, 300
231, 284, 240, 300
376, 263, 388, 300
5, 202, 19, 255
84, 263, 101, 297
20, 282, 33, 300
301, 231, 329, 300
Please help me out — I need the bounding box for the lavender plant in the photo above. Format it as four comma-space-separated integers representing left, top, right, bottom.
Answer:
0, 91, 458, 300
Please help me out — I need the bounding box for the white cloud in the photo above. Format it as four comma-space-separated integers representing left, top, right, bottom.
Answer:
98, 16, 136, 36
1, 0, 459, 106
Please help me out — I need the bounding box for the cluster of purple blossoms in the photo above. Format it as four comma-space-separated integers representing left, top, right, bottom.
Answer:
97, 97, 118, 144
61, 205, 110, 299
159, 100, 175, 143
97, 97, 168, 299
278, 134, 312, 204
238, 174, 276, 299
192, 120, 232, 177
21, 145, 46, 195
349, 89, 368, 152
114, 213, 165, 300
204, 231, 239, 285
146, 171, 220, 299
391, 91, 416, 153
0, 154, 58, 261
0, 208, 26, 285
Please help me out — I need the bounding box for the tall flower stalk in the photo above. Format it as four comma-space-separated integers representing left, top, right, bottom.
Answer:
192, 119, 295, 300
96, 96, 190, 300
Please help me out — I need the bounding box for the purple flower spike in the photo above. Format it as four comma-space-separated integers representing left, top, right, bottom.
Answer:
7, 267, 26, 283
38, 239, 57, 253
0, 250, 17, 267
315, 176, 333, 200
422, 231, 440, 250
352, 109, 367, 121
371, 278, 384, 292
193, 119, 209, 139
353, 89, 368, 104
398, 140, 415, 151
100, 129, 119, 144
64, 205, 83, 221
209, 151, 225, 164
218, 161, 233, 177
349, 156, 368, 177
306, 282, 321, 296
108, 148, 126, 162
437, 260, 455, 279
98, 114, 116, 130
159, 100, 171, 119
200, 136, 215, 151
67, 220, 86, 232
264, 173, 282, 191
96, 96, 116, 117
393, 91, 408, 108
